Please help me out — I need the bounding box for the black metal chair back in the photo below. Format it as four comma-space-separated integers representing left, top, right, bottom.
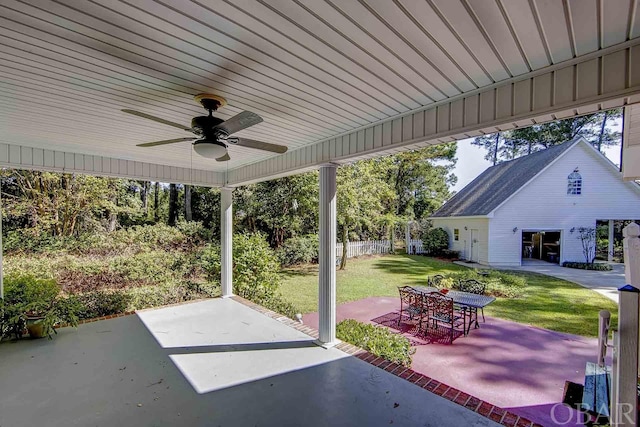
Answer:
398, 286, 424, 327
427, 274, 445, 287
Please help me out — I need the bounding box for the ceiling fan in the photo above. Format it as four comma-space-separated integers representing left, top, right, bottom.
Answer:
122, 94, 287, 162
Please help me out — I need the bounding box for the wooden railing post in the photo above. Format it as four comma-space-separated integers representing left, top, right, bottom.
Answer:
612, 222, 640, 426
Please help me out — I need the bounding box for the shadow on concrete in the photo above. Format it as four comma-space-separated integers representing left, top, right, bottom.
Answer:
371, 312, 465, 345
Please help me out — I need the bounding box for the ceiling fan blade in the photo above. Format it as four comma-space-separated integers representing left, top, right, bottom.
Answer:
136, 137, 196, 147
216, 153, 231, 162
122, 109, 192, 131
215, 111, 263, 135
231, 138, 288, 154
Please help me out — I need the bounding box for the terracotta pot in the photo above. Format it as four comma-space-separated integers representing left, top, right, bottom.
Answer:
26, 316, 47, 339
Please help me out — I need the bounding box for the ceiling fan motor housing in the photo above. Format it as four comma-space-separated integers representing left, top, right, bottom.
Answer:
191, 115, 225, 137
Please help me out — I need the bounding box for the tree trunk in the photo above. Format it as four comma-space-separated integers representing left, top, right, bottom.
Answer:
168, 183, 178, 226
340, 225, 348, 270
492, 133, 499, 165
184, 184, 192, 221
154, 182, 160, 222
141, 181, 149, 215
389, 224, 395, 253
596, 111, 609, 152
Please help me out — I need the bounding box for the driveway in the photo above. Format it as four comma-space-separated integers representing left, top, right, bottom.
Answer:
504, 260, 625, 303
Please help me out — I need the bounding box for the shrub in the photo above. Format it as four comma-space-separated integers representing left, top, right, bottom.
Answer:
176, 220, 212, 244
70, 290, 131, 319
233, 233, 281, 300
251, 293, 300, 319
0, 275, 79, 339
439, 249, 460, 259
421, 227, 449, 256
277, 235, 319, 266
435, 270, 526, 298
196, 244, 221, 281
562, 262, 613, 271
336, 319, 414, 367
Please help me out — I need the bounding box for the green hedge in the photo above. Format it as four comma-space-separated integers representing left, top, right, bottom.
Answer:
435, 269, 526, 298
562, 262, 613, 271
336, 319, 414, 367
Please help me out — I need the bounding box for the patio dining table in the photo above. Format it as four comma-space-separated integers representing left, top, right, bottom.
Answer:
414, 286, 496, 334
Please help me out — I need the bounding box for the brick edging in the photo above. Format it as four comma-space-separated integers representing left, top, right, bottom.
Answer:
231, 295, 542, 427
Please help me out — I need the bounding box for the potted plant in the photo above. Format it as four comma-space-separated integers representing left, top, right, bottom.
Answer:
0, 275, 79, 340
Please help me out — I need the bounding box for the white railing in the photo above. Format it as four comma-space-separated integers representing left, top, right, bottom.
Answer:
336, 240, 391, 259
406, 239, 425, 255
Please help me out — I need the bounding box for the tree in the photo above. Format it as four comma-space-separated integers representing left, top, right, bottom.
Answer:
1, 171, 140, 236
576, 227, 597, 264
337, 161, 396, 269
154, 182, 160, 222
234, 173, 318, 247
382, 143, 457, 219
472, 109, 622, 164
471, 133, 501, 165
168, 183, 178, 226
184, 185, 192, 221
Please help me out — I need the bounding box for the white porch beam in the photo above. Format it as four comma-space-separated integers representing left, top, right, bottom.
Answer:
622, 105, 640, 180
318, 165, 338, 347
0, 142, 225, 187
220, 188, 233, 298
229, 40, 640, 186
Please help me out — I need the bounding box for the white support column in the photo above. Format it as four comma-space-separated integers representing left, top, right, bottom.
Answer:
612, 223, 640, 426
221, 187, 233, 298
318, 165, 338, 347
609, 220, 615, 263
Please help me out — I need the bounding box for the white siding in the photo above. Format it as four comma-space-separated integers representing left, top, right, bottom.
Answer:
490, 141, 640, 265
430, 217, 490, 265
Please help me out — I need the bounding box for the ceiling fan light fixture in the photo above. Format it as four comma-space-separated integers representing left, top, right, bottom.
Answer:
193, 139, 227, 159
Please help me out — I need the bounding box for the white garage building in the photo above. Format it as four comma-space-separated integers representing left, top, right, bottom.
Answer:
430, 138, 640, 267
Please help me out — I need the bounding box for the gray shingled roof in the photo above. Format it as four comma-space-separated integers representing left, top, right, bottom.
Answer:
431, 139, 580, 217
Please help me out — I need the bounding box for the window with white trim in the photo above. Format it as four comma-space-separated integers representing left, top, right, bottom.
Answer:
567, 168, 582, 195
453, 228, 459, 241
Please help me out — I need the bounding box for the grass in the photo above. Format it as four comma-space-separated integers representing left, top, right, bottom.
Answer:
280, 254, 618, 337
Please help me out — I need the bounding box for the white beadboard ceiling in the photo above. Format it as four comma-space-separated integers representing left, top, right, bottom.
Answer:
0, 0, 639, 175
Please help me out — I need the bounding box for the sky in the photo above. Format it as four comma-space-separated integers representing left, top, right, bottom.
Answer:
450, 121, 623, 192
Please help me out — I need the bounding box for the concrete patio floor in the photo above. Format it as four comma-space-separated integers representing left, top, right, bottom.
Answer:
0, 298, 499, 427
305, 297, 601, 427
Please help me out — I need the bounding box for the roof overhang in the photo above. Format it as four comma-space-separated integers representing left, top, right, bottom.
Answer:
2, 0, 640, 186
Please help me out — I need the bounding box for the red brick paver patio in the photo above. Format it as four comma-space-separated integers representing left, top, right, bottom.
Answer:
304, 297, 599, 427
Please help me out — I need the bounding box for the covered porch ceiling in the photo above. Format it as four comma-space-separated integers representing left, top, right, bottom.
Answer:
2, 0, 640, 186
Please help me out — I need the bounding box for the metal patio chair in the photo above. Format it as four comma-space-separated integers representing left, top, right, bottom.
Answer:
424, 292, 465, 344
457, 279, 487, 323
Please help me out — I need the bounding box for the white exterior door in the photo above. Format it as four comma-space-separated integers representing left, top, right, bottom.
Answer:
470, 229, 479, 262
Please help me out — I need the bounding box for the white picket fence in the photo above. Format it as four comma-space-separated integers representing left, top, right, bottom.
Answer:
406, 239, 425, 255
336, 240, 391, 259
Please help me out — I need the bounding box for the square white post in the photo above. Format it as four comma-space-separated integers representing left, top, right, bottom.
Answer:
318, 165, 338, 347
221, 187, 233, 298
611, 222, 640, 426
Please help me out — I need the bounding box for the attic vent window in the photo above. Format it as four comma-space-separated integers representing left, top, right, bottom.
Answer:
567, 168, 582, 195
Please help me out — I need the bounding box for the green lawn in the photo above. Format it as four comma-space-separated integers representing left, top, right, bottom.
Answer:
279, 254, 618, 337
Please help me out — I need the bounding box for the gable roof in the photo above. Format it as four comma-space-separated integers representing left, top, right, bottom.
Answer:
431, 138, 580, 217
